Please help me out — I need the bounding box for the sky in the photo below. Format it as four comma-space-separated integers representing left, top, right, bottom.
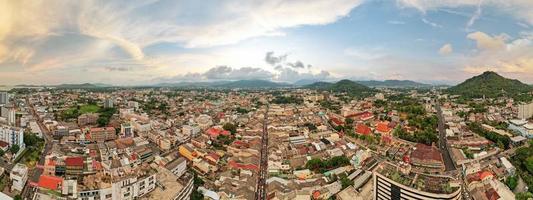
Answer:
0, 0, 532, 85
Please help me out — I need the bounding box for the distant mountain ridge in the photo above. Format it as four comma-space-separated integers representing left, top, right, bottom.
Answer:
448, 71, 532, 98
356, 80, 431, 88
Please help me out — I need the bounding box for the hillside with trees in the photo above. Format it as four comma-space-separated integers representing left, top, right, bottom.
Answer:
448, 71, 532, 100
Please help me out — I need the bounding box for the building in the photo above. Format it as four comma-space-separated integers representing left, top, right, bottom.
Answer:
1, 105, 15, 125
518, 102, 533, 119
182, 125, 200, 137
165, 157, 188, 178
10, 163, 28, 192
54, 126, 70, 139
373, 163, 461, 200
104, 98, 114, 108
0, 92, 8, 105
0, 125, 25, 150
78, 113, 99, 126
120, 123, 134, 138
178, 144, 197, 161
88, 127, 116, 142
65, 157, 85, 176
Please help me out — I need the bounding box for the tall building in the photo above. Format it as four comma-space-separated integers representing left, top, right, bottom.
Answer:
10, 163, 28, 192
0, 92, 8, 105
373, 163, 462, 200
0, 125, 25, 149
120, 122, 134, 138
104, 98, 114, 108
518, 102, 533, 119
0, 105, 15, 125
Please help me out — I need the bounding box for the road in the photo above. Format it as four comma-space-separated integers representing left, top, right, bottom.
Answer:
435, 103, 457, 171
255, 106, 269, 200
22, 96, 54, 199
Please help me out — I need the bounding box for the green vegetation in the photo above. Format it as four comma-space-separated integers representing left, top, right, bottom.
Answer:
319, 100, 340, 113
303, 122, 317, 131
305, 79, 374, 97
511, 140, 533, 193
271, 95, 303, 104
305, 156, 350, 173
97, 107, 116, 127
448, 71, 532, 100
506, 176, 518, 190
516, 192, 533, 200
391, 97, 439, 145
223, 123, 237, 134
191, 172, 205, 200
20, 132, 45, 167
468, 122, 510, 149
461, 147, 474, 159
10, 144, 20, 154
60, 103, 101, 120
235, 107, 249, 114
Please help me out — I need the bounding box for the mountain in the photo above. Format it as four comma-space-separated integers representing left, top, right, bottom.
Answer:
356, 80, 431, 88
55, 83, 107, 89
293, 79, 325, 86
448, 71, 532, 98
305, 79, 373, 96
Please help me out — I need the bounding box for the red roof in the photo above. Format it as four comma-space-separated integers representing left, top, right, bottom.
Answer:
411, 144, 443, 163
376, 122, 391, 133
330, 117, 344, 126
207, 127, 230, 138
38, 175, 63, 191
228, 160, 259, 171
356, 124, 371, 135
65, 157, 84, 167
479, 171, 493, 180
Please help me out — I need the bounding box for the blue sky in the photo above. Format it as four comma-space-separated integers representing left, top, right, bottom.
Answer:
0, 0, 531, 85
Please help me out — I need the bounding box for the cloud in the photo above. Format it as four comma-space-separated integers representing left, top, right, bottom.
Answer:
462, 31, 533, 81
396, 0, 533, 25
344, 47, 386, 60
265, 51, 287, 66
421, 18, 442, 28
388, 20, 406, 25
287, 61, 305, 68
467, 31, 508, 51
274, 66, 331, 82
0, 0, 363, 81
203, 66, 273, 80
104, 66, 132, 72
439, 43, 453, 55
466, 0, 483, 28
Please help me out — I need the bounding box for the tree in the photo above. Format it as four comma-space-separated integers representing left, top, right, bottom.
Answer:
525, 156, 533, 174
10, 144, 20, 154
14, 195, 22, 200
223, 123, 237, 134
0, 149, 4, 157
506, 176, 518, 190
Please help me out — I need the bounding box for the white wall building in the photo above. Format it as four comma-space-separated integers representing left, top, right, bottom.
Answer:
10, 163, 28, 192
518, 102, 533, 119
0, 125, 25, 150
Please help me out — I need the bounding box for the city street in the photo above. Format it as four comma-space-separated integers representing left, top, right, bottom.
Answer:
255, 106, 269, 200
435, 103, 457, 171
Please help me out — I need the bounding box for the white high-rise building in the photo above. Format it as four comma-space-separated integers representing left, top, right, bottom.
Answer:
0, 105, 15, 125
104, 98, 114, 108
0, 125, 25, 149
518, 102, 533, 119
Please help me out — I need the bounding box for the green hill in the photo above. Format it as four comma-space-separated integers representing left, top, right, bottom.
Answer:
448, 71, 532, 99
305, 79, 373, 96
357, 80, 432, 88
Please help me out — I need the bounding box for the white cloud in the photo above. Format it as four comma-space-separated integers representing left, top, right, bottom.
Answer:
439, 43, 453, 55
396, 0, 533, 25
463, 31, 533, 81
467, 31, 508, 51
421, 18, 442, 28
387, 20, 406, 25
0, 0, 363, 82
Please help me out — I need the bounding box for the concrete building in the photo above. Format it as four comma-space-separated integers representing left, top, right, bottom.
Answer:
165, 157, 187, 178
120, 123, 134, 138
373, 163, 461, 200
1, 105, 15, 125
0, 92, 8, 105
0, 125, 25, 150
182, 125, 200, 138
104, 98, 114, 108
10, 163, 28, 192
518, 102, 533, 119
